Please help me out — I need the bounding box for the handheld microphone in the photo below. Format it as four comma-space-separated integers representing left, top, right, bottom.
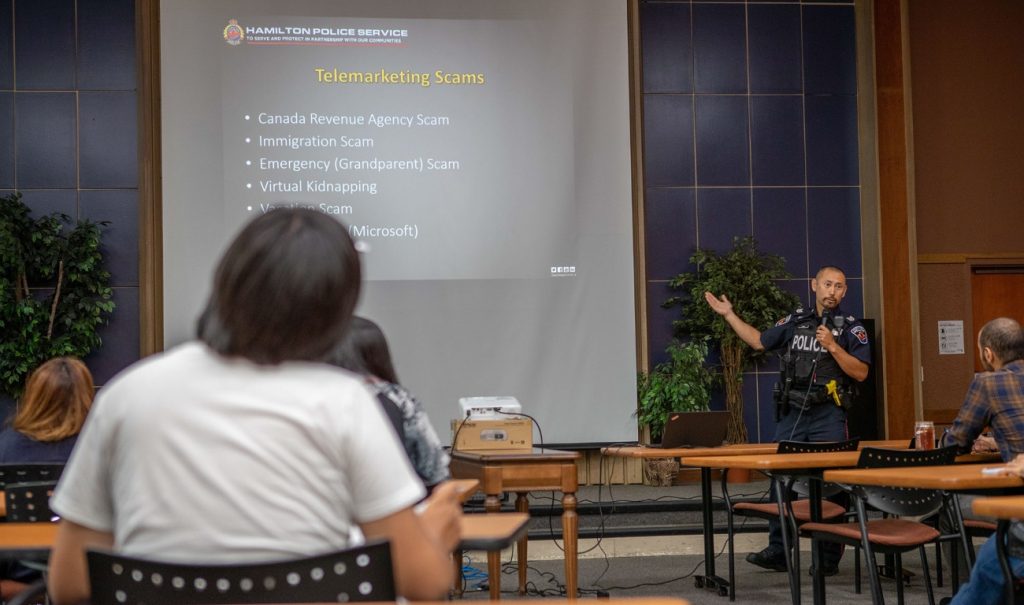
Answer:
821, 309, 832, 328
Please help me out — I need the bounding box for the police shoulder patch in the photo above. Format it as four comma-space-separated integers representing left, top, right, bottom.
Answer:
850, 325, 868, 344
775, 314, 792, 326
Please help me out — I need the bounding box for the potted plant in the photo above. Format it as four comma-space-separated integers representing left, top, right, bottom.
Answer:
637, 337, 715, 442
636, 337, 715, 485
0, 192, 115, 400
664, 236, 798, 444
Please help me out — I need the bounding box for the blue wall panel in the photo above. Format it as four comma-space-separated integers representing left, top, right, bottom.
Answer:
14, 0, 76, 90
641, 0, 863, 441
7, 0, 139, 389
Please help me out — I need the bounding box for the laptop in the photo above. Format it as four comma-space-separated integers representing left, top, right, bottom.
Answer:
650, 411, 730, 448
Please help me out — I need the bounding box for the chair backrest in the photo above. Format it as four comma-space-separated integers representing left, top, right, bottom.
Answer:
851, 445, 958, 517
3, 481, 58, 523
777, 438, 860, 454
778, 439, 861, 498
0, 463, 64, 489
87, 540, 395, 605
856, 445, 957, 469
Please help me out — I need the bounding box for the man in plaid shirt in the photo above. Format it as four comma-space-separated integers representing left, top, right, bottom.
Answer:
941, 317, 1024, 461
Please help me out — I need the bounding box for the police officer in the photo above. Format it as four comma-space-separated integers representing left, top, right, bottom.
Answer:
704, 265, 871, 575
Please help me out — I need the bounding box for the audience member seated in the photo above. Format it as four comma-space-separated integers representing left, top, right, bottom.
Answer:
938, 317, 1024, 585
46, 209, 461, 605
944, 454, 1024, 605
941, 317, 1024, 461
330, 316, 450, 489
1, 356, 94, 600
0, 357, 93, 464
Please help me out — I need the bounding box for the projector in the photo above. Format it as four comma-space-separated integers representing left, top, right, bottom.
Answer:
458, 396, 522, 419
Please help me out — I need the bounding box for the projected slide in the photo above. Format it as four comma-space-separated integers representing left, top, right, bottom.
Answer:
162, 1, 637, 444
221, 16, 574, 281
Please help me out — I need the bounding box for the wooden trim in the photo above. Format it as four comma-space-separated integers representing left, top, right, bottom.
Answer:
873, 0, 917, 440
137, 0, 163, 355
855, 0, 882, 327
919, 253, 1024, 264
629, 0, 648, 378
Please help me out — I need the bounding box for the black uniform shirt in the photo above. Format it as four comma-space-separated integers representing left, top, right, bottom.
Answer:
759, 306, 872, 367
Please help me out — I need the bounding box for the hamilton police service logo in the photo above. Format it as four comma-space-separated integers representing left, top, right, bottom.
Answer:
223, 19, 244, 46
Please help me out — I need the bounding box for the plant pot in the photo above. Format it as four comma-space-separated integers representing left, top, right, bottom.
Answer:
725, 467, 753, 484
642, 457, 680, 487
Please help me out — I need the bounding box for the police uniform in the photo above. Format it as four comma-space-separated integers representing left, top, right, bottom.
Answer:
760, 305, 871, 442
758, 305, 871, 567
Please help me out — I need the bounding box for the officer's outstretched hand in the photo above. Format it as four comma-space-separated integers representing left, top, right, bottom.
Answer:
704, 292, 733, 316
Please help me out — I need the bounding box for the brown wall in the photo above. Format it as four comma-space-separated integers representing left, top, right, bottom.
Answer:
917, 263, 972, 414
909, 0, 1024, 254
908, 0, 1024, 416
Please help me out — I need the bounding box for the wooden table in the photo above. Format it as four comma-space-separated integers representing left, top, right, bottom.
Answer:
824, 463, 1024, 491
599, 440, 923, 600
459, 513, 531, 551
419, 599, 690, 605
0, 522, 57, 556
602, 440, 911, 460
826, 464, 1024, 605
678, 449, 996, 605
972, 493, 1024, 605
972, 494, 1024, 518
682, 451, 865, 605
449, 448, 580, 600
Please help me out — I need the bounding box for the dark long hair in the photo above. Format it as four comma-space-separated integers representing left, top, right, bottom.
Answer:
197, 209, 361, 364
328, 316, 399, 383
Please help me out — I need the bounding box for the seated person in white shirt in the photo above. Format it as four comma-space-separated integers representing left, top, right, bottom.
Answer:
47, 209, 461, 604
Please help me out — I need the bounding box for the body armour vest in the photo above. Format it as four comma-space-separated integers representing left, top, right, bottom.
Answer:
786, 315, 845, 388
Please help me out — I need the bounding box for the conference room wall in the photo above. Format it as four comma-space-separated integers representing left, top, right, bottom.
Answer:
0, 0, 139, 418
639, 0, 864, 443
907, 0, 1024, 416
1, 0, 866, 444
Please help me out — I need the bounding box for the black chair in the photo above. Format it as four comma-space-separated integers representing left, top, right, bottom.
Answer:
0, 464, 64, 491
86, 540, 395, 605
2, 578, 48, 605
722, 438, 860, 600
801, 445, 960, 605
3, 481, 58, 523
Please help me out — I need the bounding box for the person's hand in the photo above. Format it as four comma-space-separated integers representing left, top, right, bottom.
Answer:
1005, 454, 1024, 477
704, 292, 733, 317
815, 326, 838, 353
415, 480, 462, 553
971, 434, 998, 454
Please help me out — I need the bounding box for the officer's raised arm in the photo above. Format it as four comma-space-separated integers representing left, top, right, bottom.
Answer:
704, 292, 765, 351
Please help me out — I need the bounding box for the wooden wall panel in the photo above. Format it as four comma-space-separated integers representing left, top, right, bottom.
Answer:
917, 263, 972, 414
873, 0, 917, 439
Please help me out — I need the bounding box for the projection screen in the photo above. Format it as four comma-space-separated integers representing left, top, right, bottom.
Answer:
161, 0, 637, 444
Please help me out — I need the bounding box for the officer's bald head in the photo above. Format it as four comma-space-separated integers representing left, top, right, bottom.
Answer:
811, 266, 848, 312
978, 317, 1024, 368
815, 265, 846, 280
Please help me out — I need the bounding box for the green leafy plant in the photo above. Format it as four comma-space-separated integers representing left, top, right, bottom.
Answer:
636, 337, 715, 442
665, 236, 798, 444
0, 192, 115, 398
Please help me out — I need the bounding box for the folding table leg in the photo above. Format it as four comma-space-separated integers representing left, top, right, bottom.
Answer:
775, 479, 801, 605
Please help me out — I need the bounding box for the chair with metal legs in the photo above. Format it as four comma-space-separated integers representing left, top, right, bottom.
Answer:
721, 438, 859, 601
801, 446, 964, 605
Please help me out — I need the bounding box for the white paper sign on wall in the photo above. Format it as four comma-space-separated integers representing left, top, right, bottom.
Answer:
939, 320, 965, 355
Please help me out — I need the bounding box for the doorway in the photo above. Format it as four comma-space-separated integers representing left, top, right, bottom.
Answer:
971, 265, 1024, 371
